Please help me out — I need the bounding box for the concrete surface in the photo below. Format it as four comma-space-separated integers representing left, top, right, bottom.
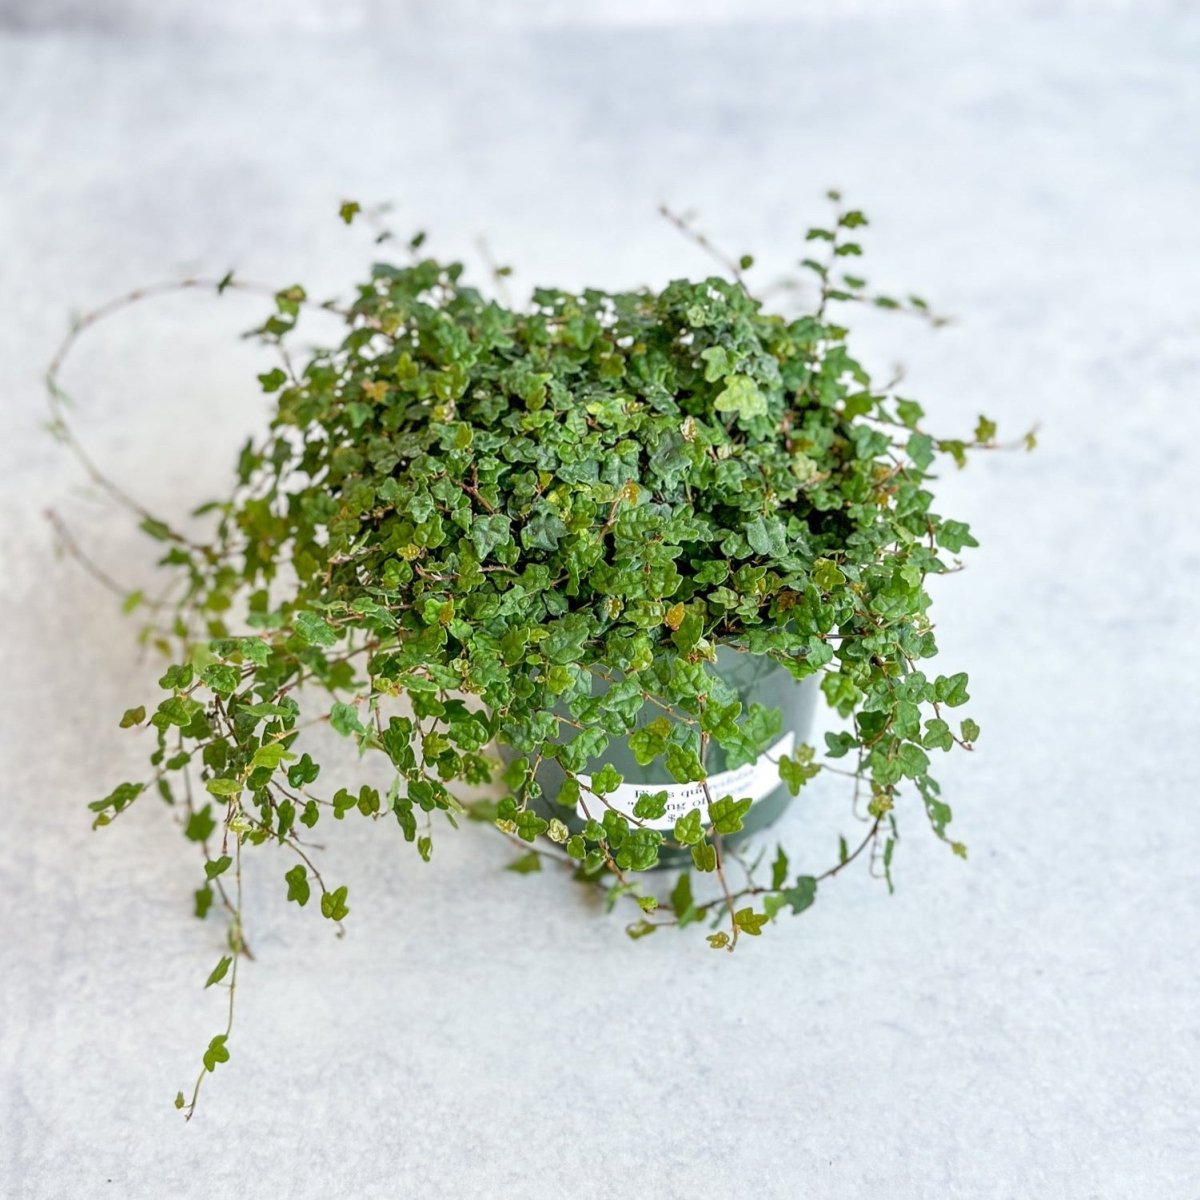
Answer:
1, 6, 1198, 1198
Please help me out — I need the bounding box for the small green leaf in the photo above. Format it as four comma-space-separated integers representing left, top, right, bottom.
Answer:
201, 664, 240, 696
713, 375, 767, 423
294, 611, 339, 647
286, 753, 320, 787
194, 885, 214, 920
119, 705, 146, 728
632, 790, 668, 820
770, 846, 789, 890
204, 956, 232, 988
590, 763, 623, 795
185, 804, 218, 842
320, 885, 349, 921
330, 702, 365, 736
670, 871, 695, 922
251, 742, 294, 771
781, 876, 818, 914
733, 907, 769, 936
779, 747, 820, 795
285, 864, 310, 906
204, 855, 232, 880
665, 743, 705, 784
202, 1035, 230, 1073
935, 672, 971, 707
204, 777, 242, 798
506, 851, 542, 874
923, 718, 955, 752
709, 795, 752, 836
700, 345, 735, 381
673, 808, 704, 846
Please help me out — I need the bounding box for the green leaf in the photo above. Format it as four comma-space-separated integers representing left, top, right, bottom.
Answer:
506, 851, 542, 874
733, 907, 769, 936
665, 743, 705, 784
670, 871, 695, 922
521, 506, 569, 553
700, 345, 735, 381
934, 672, 971, 707
590, 763, 623, 796
285, 864, 310, 906
320, 885, 350, 921
745, 515, 788, 558
204, 956, 232, 988
713, 375, 767, 422
287, 753, 320, 787
540, 614, 590, 664
691, 841, 717, 873
937, 521, 978, 554
709, 795, 752, 835
205, 855, 232, 880
781, 876, 817, 914
294, 611, 338, 647
204, 777, 242, 798
251, 742, 294, 771
202, 1035, 230, 1072
632, 790, 668, 820
923, 718, 955, 752
89, 781, 143, 817
770, 846, 789, 890
628, 720, 670, 766
514, 810, 549, 842
185, 804, 218, 842
118, 705, 146, 728
258, 367, 287, 393
330, 702, 365, 736
811, 558, 846, 590
779, 747, 821, 795
201, 664, 240, 695
673, 808, 704, 846
960, 718, 981, 744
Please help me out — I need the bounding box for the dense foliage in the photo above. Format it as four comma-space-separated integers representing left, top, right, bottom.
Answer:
54, 198, 1023, 1115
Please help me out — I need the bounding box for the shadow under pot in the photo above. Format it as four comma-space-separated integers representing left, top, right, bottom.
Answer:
499, 647, 820, 867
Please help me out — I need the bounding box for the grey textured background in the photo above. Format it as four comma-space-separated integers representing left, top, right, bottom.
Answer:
2, 5, 1199, 1199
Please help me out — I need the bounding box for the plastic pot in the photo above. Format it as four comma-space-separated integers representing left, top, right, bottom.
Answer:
504, 647, 820, 866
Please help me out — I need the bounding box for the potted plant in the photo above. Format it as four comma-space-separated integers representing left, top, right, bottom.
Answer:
51, 195, 1029, 1116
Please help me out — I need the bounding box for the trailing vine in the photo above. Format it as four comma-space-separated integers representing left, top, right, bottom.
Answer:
50, 195, 1032, 1116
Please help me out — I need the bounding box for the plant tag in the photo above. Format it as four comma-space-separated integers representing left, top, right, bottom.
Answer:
577, 732, 795, 831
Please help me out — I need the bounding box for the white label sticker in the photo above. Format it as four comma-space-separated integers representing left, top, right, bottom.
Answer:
576, 731, 795, 831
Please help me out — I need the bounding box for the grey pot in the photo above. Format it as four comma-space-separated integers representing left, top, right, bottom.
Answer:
502, 646, 820, 867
